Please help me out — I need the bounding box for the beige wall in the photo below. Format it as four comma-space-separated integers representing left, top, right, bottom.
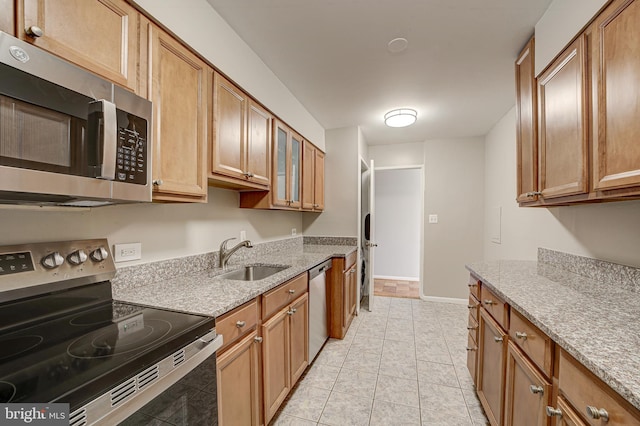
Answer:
484, 107, 640, 267
133, 0, 325, 149
369, 140, 485, 300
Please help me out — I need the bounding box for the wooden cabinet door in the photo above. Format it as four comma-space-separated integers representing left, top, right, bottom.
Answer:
538, 36, 589, 199
0, 0, 14, 35
272, 121, 290, 207
212, 73, 246, 181
314, 150, 325, 210
348, 265, 357, 317
289, 293, 309, 387
556, 398, 589, 426
591, 0, 640, 191
515, 36, 539, 203
20, 0, 140, 92
504, 342, 551, 426
302, 140, 316, 210
246, 100, 271, 187
217, 331, 262, 426
289, 132, 302, 209
341, 268, 351, 330
478, 308, 507, 426
262, 306, 290, 424
150, 26, 209, 202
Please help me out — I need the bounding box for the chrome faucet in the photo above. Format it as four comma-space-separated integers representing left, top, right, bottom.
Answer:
219, 237, 253, 268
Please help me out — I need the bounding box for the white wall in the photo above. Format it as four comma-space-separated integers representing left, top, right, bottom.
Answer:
133, 0, 325, 149
534, 0, 608, 76
369, 140, 485, 300
0, 187, 302, 266
374, 168, 421, 279
302, 127, 360, 237
484, 106, 640, 267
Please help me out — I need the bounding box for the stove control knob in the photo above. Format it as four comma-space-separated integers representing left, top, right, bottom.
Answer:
42, 252, 64, 269
67, 250, 88, 266
90, 247, 109, 262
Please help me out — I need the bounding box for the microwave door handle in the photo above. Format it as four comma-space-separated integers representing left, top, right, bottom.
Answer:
90, 99, 117, 180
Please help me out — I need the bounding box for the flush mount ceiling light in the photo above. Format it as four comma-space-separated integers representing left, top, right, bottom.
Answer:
387, 37, 409, 53
384, 108, 417, 128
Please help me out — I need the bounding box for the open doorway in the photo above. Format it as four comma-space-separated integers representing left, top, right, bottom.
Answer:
373, 166, 423, 299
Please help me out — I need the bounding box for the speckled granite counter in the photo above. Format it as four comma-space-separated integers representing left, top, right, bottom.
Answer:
466, 257, 640, 411
113, 243, 356, 318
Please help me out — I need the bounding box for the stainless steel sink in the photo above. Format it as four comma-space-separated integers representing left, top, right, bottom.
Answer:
219, 265, 288, 281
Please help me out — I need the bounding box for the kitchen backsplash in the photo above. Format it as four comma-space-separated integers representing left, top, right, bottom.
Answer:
538, 248, 640, 293
303, 236, 358, 246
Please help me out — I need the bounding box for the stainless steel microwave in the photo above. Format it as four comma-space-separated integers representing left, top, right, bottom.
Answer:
0, 31, 152, 207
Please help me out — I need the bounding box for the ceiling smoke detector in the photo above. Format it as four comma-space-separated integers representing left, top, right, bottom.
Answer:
384, 109, 417, 128
387, 37, 409, 53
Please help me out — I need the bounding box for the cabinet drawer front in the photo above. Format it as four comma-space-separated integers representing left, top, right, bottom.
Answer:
468, 275, 481, 300
480, 285, 509, 329
509, 309, 553, 378
344, 251, 356, 270
262, 273, 308, 319
559, 350, 640, 426
467, 313, 479, 343
468, 294, 480, 322
217, 298, 258, 352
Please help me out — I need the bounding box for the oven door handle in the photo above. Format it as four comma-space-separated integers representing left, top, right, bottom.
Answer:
199, 330, 223, 351
89, 99, 117, 180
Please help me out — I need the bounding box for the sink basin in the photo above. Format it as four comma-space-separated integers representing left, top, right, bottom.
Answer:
220, 265, 288, 281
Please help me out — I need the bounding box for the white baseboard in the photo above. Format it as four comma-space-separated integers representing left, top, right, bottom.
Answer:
373, 275, 419, 281
420, 295, 467, 305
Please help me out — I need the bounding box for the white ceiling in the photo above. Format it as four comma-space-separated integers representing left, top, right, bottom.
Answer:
206, 0, 552, 146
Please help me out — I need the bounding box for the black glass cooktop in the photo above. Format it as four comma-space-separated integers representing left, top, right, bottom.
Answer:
0, 282, 214, 410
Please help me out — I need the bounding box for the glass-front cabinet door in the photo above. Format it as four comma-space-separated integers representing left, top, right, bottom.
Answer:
289, 132, 302, 208
272, 120, 301, 209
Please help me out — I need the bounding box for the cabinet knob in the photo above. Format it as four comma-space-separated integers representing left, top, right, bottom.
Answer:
494, 336, 504, 343
313, 203, 319, 208
546, 406, 562, 418
254, 336, 263, 343
466, 326, 478, 331
515, 331, 528, 340
26, 25, 43, 38
236, 320, 246, 328
468, 283, 478, 287
467, 305, 476, 310
465, 347, 476, 352
526, 191, 543, 197
288, 289, 295, 294
484, 299, 495, 305
153, 179, 163, 186
529, 385, 544, 395
287, 308, 297, 315
586, 406, 609, 422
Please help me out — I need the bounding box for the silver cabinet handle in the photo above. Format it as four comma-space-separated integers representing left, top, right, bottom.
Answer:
586, 406, 609, 422
468, 282, 478, 287
254, 336, 263, 343
546, 406, 562, 418
526, 191, 543, 197
515, 331, 528, 340
466, 326, 478, 331
529, 385, 544, 395
484, 299, 495, 305
26, 25, 43, 38
288, 289, 295, 294
467, 305, 476, 310
494, 336, 504, 343
153, 179, 163, 186
236, 320, 246, 328
466, 347, 476, 352
287, 308, 298, 315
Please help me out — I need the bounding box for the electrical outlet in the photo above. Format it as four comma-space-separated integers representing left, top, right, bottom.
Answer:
114, 243, 142, 262
292, 228, 297, 236
240, 230, 246, 241
428, 214, 438, 224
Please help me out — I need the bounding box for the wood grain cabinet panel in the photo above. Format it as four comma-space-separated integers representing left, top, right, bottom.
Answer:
246, 99, 271, 187
328, 255, 357, 339
591, 0, 640, 192
216, 298, 258, 353
262, 305, 290, 424
288, 292, 309, 386
538, 35, 589, 200
149, 25, 209, 202
302, 140, 325, 211
509, 308, 554, 378
555, 397, 589, 426
480, 285, 509, 330
19, 0, 141, 93
0, 0, 14, 35
515, 36, 539, 203
217, 330, 262, 426
504, 342, 551, 426
478, 308, 507, 426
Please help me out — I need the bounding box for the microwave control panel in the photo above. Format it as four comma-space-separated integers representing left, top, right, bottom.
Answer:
116, 112, 147, 185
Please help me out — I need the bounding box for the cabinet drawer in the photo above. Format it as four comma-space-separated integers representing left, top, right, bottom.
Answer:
468, 294, 480, 322
262, 273, 308, 319
480, 285, 509, 329
344, 251, 356, 270
217, 298, 258, 352
509, 308, 553, 378
559, 350, 640, 426
468, 275, 481, 299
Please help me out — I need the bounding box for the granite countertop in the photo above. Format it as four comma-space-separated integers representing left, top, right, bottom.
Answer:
114, 244, 356, 318
466, 260, 640, 411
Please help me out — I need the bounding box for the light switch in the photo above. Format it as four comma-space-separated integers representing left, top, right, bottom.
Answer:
428, 214, 438, 224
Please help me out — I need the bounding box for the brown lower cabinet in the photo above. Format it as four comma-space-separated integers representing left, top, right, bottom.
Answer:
328, 252, 357, 339
477, 308, 507, 426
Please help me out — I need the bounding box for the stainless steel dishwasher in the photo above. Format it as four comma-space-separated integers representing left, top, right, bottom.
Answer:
308, 259, 332, 361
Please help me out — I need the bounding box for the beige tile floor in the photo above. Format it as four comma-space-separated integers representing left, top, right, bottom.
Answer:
271, 296, 489, 426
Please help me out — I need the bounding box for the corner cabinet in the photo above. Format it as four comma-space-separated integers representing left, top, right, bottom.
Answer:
18, 0, 143, 94
302, 140, 325, 211
149, 25, 209, 202
210, 72, 271, 190
328, 252, 357, 339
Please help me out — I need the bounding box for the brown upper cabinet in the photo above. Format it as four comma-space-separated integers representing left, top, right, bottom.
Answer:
1, 0, 15, 35
210, 72, 271, 190
149, 24, 210, 202
302, 140, 325, 211
515, 37, 539, 203
18, 0, 143, 95
591, 0, 640, 194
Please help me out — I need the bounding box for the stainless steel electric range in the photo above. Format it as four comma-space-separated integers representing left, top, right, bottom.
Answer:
0, 239, 222, 425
